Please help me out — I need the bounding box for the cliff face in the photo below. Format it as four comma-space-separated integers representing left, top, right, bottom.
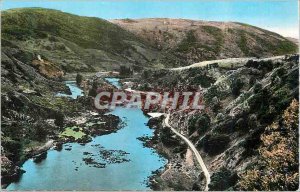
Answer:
112, 19, 298, 66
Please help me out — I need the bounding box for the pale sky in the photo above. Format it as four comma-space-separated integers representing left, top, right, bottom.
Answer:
2, 0, 299, 38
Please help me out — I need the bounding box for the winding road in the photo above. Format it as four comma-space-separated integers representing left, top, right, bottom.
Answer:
164, 113, 211, 191
170, 56, 285, 71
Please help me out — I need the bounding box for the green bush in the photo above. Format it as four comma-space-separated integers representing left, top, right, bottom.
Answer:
209, 167, 238, 190
54, 111, 64, 127
76, 73, 83, 85
119, 65, 133, 77
188, 114, 210, 135
88, 81, 98, 97
177, 30, 197, 52
202, 134, 230, 155
253, 82, 262, 94
231, 78, 244, 97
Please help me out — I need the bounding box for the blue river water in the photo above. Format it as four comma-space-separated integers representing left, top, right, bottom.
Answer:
56, 80, 84, 99
105, 77, 122, 89
7, 78, 166, 190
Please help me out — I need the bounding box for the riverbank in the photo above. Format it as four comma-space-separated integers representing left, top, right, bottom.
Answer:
5, 77, 167, 190
143, 115, 204, 191
2, 80, 122, 189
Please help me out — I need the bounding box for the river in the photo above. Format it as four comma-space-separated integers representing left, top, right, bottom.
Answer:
55, 80, 84, 99
7, 78, 166, 190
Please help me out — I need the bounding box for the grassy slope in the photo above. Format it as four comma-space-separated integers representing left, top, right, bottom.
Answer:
3, 8, 297, 71
176, 24, 297, 59
112, 19, 298, 66
2, 8, 159, 72
3, 8, 133, 51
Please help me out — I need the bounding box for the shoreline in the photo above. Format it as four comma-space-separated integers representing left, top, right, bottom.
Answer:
3, 77, 166, 190
141, 115, 171, 190
143, 114, 205, 191
2, 107, 122, 189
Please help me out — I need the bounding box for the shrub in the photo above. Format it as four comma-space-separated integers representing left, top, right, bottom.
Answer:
48, 36, 57, 42
76, 73, 83, 85
211, 96, 222, 113
54, 111, 64, 127
216, 113, 225, 122
33, 120, 49, 141
209, 167, 238, 190
202, 134, 230, 155
88, 81, 98, 97
238, 31, 249, 55
231, 78, 244, 97
204, 85, 220, 103
249, 76, 256, 86
1, 139, 23, 162
142, 69, 151, 79
119, 65, 133, 77
188, 114, 210, 135
247, 114, 258, 129
235, 118, 246, 130
253, 83, 262, 93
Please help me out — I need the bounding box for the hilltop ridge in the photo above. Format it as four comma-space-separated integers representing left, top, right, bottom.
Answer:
112, 18, 298, 66
1, 8, 298, 73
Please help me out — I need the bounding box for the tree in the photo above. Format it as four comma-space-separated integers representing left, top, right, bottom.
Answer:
209, 167, 238, 190
248, 114, 257, 129
88, 81, 98, 97
202, 134, 230, 155
253, 82, 262, 94
54, 111, 64, 127
76, 73, 83, 86
119, 66, 133, 77
33, 120, 48, 142
231, 78, 244, 97
211, 96, 222, 113
188, 114, 210, 135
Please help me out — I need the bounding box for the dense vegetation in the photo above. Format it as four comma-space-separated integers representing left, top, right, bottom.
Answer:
135, 55, 299, 191
3, 8, 138, 51
1, 8, 161, 72
237, 99, 299, 190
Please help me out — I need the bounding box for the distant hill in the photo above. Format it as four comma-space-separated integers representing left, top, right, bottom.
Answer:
1, 8, 298, 73
112, 18, 298, 66
1, 8, 162, 72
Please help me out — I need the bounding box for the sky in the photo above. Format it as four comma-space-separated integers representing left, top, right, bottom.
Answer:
2, 0, 299, 38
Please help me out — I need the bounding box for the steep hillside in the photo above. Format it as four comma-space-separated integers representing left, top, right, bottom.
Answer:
130, 54, 299, 190
2, 8, 162, 72
1, 41, 122, 187
2, 9, 298, 72
1, 8, 131, 186
112, 19, 298, 66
